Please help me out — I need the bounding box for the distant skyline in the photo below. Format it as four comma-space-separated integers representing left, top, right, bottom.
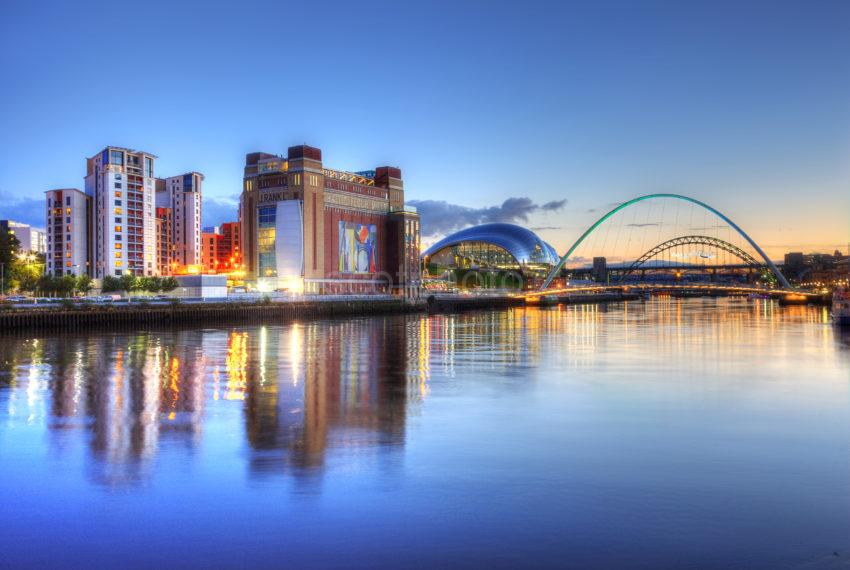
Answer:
1, 0, 848, 260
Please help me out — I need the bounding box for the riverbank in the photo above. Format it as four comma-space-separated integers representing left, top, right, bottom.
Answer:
0, 292, 645, 332
0, 298, 420, 332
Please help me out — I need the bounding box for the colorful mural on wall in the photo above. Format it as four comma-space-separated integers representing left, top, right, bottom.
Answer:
338, 222, 377, 273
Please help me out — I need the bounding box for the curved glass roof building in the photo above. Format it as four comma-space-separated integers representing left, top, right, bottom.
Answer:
422, 223, 560, 277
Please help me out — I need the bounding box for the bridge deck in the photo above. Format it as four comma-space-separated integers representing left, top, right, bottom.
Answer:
526, 283, 819, 299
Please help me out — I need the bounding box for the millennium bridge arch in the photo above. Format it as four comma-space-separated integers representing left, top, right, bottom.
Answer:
540, 193, 791, 290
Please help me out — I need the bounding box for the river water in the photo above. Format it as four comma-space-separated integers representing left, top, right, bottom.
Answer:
1, 298, 849, 569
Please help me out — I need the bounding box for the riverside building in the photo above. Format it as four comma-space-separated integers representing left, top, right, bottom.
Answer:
156, 207, 174, 275
239, 144, 420, 296
155, 173, 203, 271
44, 188, 90, 276
201, 222, 241, 273
85, 147, 157, 278
0, 220, 46, 254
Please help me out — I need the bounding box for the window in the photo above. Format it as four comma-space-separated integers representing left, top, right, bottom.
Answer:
115, 269, 122, 275
115, 182, 122, 189
292, 173, 302, 186
114, 207, 122, 215
65, 197, 71, 206
144, 156, 153, 177
109, 150, 123, 165
309, 174, 319, 187
115, 261, 122, 267
66, 261, 72, 268
257, 206, 277, 277
115, 217, 122, 223
66, 208, 71, 215
115, 200, 122, 206
115, 252, 122, 259
66, 252, 71, 258
115, 235, 122, 241
115, 191, 122, 198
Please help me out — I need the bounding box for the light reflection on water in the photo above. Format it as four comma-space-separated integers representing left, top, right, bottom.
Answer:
0, 298, 849, 569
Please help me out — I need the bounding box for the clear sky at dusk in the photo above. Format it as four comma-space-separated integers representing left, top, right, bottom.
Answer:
1, 0, 848, 259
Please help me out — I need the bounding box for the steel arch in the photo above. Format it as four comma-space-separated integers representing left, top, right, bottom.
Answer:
614, 235, 762, 283
540, 194, 791, 289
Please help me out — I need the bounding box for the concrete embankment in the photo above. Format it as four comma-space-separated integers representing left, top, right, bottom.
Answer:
0, 292, 642, 333
0, 299, 421, 333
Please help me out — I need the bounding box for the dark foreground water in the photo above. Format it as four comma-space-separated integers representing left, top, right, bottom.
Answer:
1, 298, 849, 569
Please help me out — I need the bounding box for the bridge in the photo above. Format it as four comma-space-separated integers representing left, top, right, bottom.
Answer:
525, 283, 819, 301
531, 193, 811, 299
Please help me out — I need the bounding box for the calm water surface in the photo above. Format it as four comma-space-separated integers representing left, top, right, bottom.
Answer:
1, 298, 849, 569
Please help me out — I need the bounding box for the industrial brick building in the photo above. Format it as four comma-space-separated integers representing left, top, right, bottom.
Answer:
239, 145, 420, 296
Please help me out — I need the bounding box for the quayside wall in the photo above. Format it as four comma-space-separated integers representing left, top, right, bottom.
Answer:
0, 293, 646, 333
0, 299, 421, 333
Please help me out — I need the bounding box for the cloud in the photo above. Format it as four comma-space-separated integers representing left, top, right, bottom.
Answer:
202, 196, 239, 227
0, 192, 47, 228
626, 222, 660, 227
407, 197, 568, 238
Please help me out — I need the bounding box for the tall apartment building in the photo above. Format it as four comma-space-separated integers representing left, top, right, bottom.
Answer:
44, 189, 90, 276
155, 173, 203, 270
85, 147, 157, 277
156, 207, 174, 275
238, 144, 420, 296
0, 220, 47, 254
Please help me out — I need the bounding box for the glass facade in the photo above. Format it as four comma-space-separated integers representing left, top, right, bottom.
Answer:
431, 241, 521, 271
258, 206, 277, 277
422, 223, 560, 279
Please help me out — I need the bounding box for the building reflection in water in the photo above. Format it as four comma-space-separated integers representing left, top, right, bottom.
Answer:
0, 315, 431, 486
0, 299, 846, 487
243, 317, 428, 477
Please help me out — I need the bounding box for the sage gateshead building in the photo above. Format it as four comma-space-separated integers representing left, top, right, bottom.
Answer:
421, 223, 560, 289
239, 145, 421, 297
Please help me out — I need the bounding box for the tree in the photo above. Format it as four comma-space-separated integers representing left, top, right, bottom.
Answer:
146, 277, 163, 293
57, 275, 76, 297
161, 277, 179, 292
136, 276, 163, 293
102, 275, 122, 293
119, 273, 137, 293
37, 274, 57, 295
76, 275, 93, 296
10, 261, 41, 293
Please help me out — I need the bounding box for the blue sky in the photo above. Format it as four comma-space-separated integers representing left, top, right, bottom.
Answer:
1, 0, 848, 258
